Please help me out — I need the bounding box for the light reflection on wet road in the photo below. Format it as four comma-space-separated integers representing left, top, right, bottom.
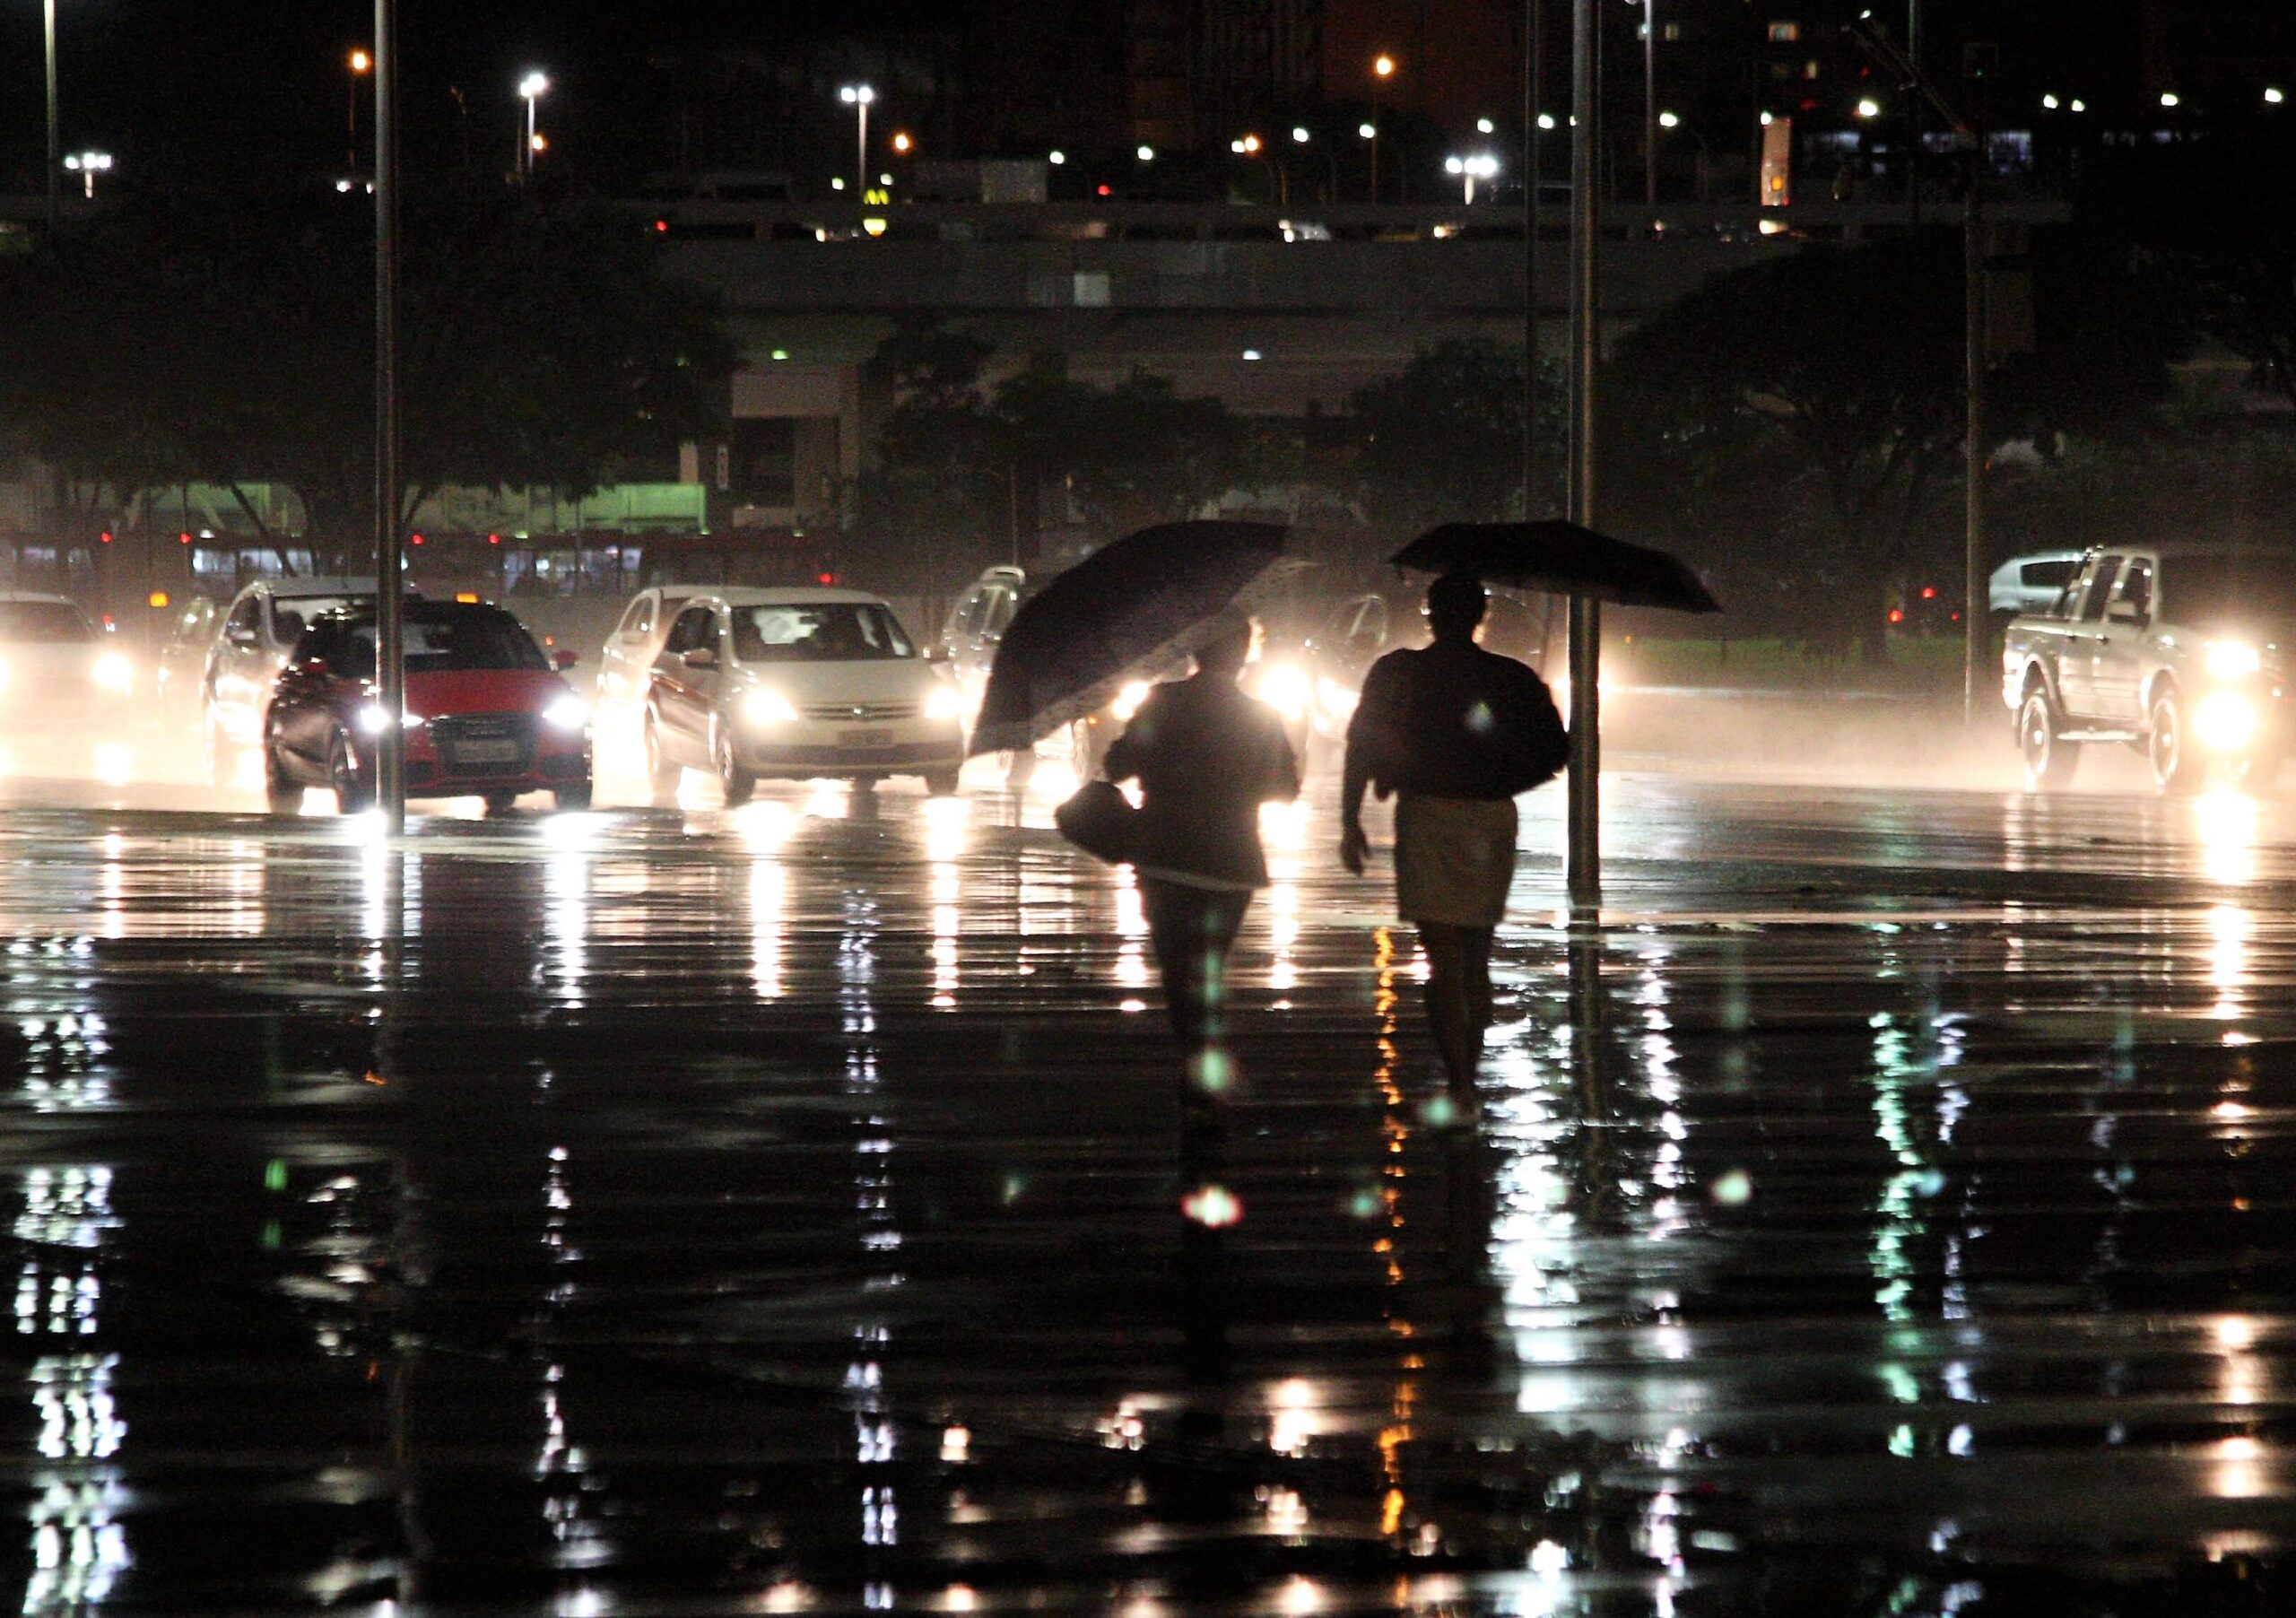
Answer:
0, 770, 2289, 1614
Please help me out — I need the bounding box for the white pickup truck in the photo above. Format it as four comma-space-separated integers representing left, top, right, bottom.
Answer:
2001, 544, 2294, 792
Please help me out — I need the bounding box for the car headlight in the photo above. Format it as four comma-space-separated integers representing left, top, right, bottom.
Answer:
1110, 680, 1152, 722
1253, 662, 1312, 725
2206, 639, 2262, 681
742, 688, 801, 726
1317, 674, 1359, 721
924, 682, 968, 721
543, 695, 589, 733
2195, 690, 2260, 752
356, 702, 395, 735
92, 651, 135, 694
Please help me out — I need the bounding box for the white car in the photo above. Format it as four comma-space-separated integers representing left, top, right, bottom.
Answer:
0, 593, 136, 728
595, 583, 703, 714
641, 587, 968, 801
202, 576, 378, 780
1989, 552, 2084, 617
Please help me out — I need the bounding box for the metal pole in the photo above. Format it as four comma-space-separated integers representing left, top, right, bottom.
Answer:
523, 94, 535, 178
1961, 96, 1988, 726
1370, 82, 1380, 202
1907, 0, 1922, 228
376, 0, 405, 827
1643, 0, 1657, 207
1523, 0, 1540, 518
1567, 0, 1600, 913
857, 99, 869, 194
43, 0, 60, 232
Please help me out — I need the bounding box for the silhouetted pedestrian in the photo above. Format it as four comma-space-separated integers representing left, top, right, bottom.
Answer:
1104, 617, 1300, 1150
1340, 573, 1566, 1098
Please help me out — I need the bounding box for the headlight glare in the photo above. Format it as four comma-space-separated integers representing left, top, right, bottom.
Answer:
2206, 639, 2262, 681
356, 702, 395, 735
924, 683, 968, 721
91, 651, 135, 694
2194, 690, 2260, 752
1254, 662, 1312, 724
742, 689, 801, 726
543, 695, 589, 732
1111, 680, 1153, 721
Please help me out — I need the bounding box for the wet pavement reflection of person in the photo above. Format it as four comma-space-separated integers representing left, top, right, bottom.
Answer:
1340, 574, 1567, 1101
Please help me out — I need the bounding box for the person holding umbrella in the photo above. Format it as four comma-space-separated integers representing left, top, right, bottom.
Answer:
1103, 614, 1301, 1144
1340, 572, 1566, 1098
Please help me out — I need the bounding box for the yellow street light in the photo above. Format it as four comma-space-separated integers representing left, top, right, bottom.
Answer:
1374, 55, 1395, 78
349, 49, 370, 74
891, 131, 912, 152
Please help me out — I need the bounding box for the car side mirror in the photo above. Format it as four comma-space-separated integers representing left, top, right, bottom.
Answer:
554, 648, 580, 670
682, 647, 718, 669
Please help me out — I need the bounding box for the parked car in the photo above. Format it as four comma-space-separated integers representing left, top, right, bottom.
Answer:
0, 593, 136, 727
1988, 551, 2085, 618
642, 587, 966, 802
261, 600, 591, 813
2002, 544, 2294, 792
203, 577, 380, 782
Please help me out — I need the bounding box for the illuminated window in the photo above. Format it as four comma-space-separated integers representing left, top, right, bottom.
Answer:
1768, 22, 1800, 43
1663, 22, 1684, 41
1805, 58, 1822, 79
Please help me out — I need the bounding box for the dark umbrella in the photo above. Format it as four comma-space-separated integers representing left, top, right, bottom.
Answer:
970, 520, 1298, 758
1392, 520, 1720, 613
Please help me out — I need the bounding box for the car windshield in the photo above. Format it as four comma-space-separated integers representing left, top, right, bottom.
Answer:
2166, 557, 2296, 630
731, 603, 915, 663
271, 596, 363, 641
303, 613, 550, 677
0, 601, 96, 643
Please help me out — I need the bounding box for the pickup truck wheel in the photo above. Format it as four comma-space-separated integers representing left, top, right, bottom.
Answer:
2149, 691, 2206, 795
2018, 692, 2078, 789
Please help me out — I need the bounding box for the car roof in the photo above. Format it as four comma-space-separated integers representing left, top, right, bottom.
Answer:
2086, 544, 2290, 562
0, 591, 78, 605
690, 586, 892, 607
306, 599, 518, 626
245, 576, 379, 598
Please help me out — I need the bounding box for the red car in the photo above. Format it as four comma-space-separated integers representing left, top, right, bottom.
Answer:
262, 601, 592, 813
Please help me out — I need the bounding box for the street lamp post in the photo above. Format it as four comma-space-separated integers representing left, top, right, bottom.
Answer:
1370, 55, 1395, 201
1567, 0, 1601, 912
348, 48, 371, 171
44, 0, 59, 231
376, 0, 406, 828
61, 150, 109, 199
839, 85, 875, 198
1641, 0, 1657, 205
518, 71, 548, 178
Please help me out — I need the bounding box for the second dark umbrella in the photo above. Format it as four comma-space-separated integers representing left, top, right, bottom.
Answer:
969, 520, 1296, 758
1392, 520, 1720, 613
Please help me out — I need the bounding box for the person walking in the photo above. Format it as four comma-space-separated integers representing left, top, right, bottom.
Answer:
1339, 573, 1567, 1098
1104, 616, 1300, 1146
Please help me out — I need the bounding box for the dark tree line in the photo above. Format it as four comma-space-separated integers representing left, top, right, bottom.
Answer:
0, 183, 735, 561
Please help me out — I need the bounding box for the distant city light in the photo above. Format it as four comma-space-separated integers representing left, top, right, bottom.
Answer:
1760, 110, 1775, 126
1658, 110, 1680, 128
2160, 91, 2179, 108
1373, 55, 1395, 78
529, 133, 547, 152
1292, 126, 1310, 143
1136, 144, 1154, 161
518, 70, 548, 100
839, 84, 875, 106
349, 49, 370, 74
2071, 99, 2087, 112
1241, 349, 1262, 361
1538, 113, 1557, 131
1476, 117, 1494, 134
831, 177, 846, 189
2269, 88, 2287, 106
63, 151, 113, 198
891, 132, 912, 152
1048, 149, 1065, 164
2041, 93, 2059, 109
1856, 98, 1882, 118
1358, 123, 1376, 139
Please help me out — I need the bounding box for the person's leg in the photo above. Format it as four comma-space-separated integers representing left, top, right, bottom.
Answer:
1144, 882, 1253, 1146
1417, 921, 1479, 1093
1463, 925, 1496, 1040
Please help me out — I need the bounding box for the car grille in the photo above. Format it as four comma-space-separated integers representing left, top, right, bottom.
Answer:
802, 701, 917, 723
429, 713, 536, 776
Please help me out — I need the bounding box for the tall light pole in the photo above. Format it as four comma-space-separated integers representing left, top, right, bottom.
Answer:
1641, 0, 1657, 205
1370, 55, 1395, 201
839, 84, 875, 196
44, 0, 60, 231
518, 71, 548, 178
377, 0, 406, 827
1567, 0, 1601, 913
349, 48, 371, 171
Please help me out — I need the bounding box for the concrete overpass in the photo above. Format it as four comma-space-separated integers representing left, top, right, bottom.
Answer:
654, 198, 2065, 530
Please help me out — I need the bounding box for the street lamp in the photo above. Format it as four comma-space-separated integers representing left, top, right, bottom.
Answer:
348, 48, 371, 170
1370, 54, 1395, 201
1136, 144, 1155, 161
61, 150, 110, 200
43, 0, 59, 231
518, 71, 548, 177
839, 84, 875, 196
1856, 97, 1883, 118
2270, 88, 2287, 106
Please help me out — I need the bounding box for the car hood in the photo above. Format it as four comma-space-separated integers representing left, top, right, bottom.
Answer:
401, 666, 575, 718
727, 658, 945, 703
0, 642, 104, 679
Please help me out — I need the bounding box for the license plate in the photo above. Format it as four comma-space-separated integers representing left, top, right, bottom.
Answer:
449, 739, 520, 763
838, 727, 893, 747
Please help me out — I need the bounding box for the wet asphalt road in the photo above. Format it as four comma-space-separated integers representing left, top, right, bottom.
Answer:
0, 749, 2290, 1614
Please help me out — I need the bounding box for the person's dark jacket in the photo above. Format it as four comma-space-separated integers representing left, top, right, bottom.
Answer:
1105, 672, 1300, 889
1344, 639, 1567, 801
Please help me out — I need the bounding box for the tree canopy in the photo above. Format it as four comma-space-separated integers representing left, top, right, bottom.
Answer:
0, 184, 735, 551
